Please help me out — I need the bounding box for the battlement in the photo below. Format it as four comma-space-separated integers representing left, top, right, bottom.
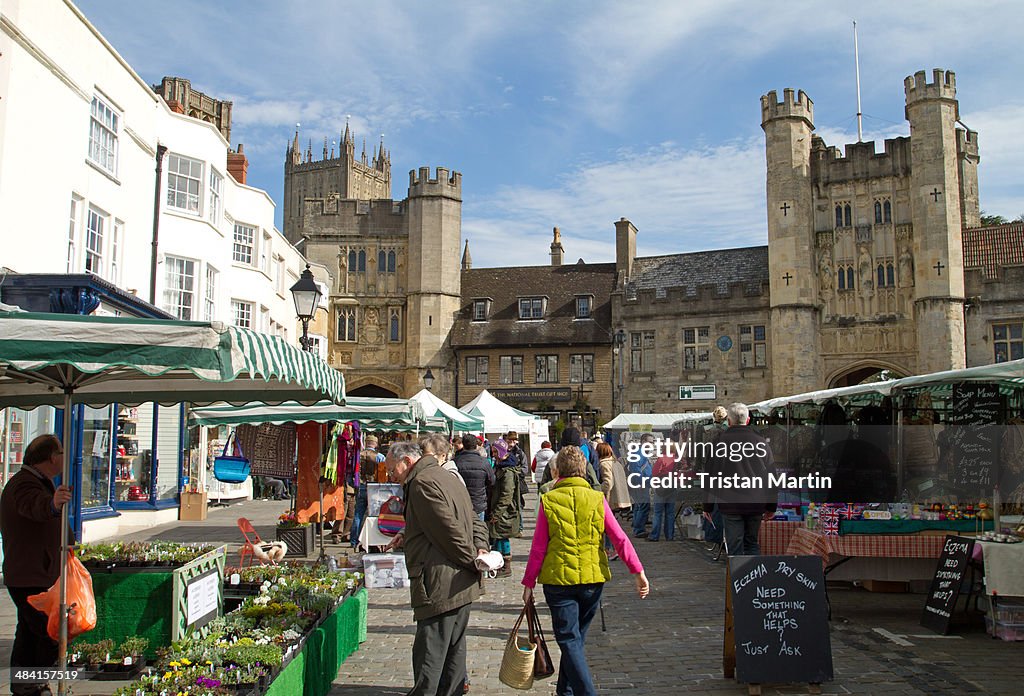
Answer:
810, 135, 912, 183
408, 166, 462, 199
904, 69, 956, 106
957, 127, 980, 159
760, 88, 814, 128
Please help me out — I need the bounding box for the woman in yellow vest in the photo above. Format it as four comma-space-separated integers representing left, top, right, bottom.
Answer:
522, 446, 650, 695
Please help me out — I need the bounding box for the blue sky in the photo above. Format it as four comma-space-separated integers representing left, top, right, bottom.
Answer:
78, 0, 1024, 268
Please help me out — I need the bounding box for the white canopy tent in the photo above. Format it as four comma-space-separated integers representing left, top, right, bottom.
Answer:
460, 390, 550, 463
409, 388, 485, 432
603, 412, 711, 430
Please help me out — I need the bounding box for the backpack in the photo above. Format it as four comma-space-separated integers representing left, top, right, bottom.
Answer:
377, 495, 406, 536
580, 442, 602, 483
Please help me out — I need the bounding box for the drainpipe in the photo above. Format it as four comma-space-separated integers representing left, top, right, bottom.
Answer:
150, 144, 168, 304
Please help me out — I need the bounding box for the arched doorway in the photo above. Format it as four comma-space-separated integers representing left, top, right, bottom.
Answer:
347, 383, 399, 398
828, 362, 907, 388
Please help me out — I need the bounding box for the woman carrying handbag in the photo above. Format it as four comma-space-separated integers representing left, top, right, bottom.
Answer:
520, 446, 650, 696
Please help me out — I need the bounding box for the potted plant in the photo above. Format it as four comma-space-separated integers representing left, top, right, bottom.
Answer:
275, 510, 313, 557
81, 639, 115, 671
118, 635, 149, 665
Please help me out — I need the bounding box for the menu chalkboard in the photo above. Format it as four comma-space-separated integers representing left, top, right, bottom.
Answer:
949, 383, 1001, 488
729, 555, 833, 685
920, 535, 975, 634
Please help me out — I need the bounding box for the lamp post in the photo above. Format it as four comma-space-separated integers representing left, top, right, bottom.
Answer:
614, 329, 626, 415
289, 264, 328, 564
423, 368, 435, 391
289, 264, 322, 354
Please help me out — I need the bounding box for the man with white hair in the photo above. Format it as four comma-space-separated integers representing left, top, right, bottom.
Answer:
707, 403, 777, 556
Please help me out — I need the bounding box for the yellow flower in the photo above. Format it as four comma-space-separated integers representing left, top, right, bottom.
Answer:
181, 658, 191, 665
163, 671, 172, 680
169, 661, 181, 668
205, 660, 213, 665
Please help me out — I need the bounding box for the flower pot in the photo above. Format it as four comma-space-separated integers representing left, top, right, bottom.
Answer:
276, 525, 314, 557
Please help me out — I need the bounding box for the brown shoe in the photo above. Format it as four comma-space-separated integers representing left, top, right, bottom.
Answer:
496, 555, 513, 578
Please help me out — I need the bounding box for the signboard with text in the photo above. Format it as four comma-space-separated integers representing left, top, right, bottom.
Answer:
490, 388, 573, 402
679, 384, 716, 400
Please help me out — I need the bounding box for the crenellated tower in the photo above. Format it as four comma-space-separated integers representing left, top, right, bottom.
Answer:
283, 123, 392, 244
404, 167, 463, 399
761, 88, 821, 394
904, 69, 968, 373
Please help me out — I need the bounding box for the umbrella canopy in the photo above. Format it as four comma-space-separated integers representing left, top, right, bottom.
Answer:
190, 396, 425, 428
0, 311, 346, 687
0, 312, 345, 407
410, 388, 485, 431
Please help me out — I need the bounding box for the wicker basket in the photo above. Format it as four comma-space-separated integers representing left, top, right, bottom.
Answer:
499, 606, 537, 690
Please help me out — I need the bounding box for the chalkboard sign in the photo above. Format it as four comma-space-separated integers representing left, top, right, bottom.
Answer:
920, 535, 976, 634
948, 383, 1001, 488
728, 555, 833, 685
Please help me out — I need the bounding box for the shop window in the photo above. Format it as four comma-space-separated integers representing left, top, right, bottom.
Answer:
739, 324, 767, 368
233, 223, 255, 265
466, 356, 488, 385
500, 355, 524, 384
993, 322, 1024, 363
683, 327, 710, 370
630, 330, 655, 372
337, 308, 357, 342
570, 354, 594, 383
535, 355, 559, 383
163, 256, 196, 320
231, 299, 253, 329
166, 153, 203, 215
88, 95, 119, 175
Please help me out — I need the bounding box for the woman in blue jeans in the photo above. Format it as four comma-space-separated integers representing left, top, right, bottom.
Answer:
522, 447, 650, 695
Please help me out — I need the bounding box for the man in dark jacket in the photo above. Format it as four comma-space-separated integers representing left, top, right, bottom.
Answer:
1, 434, 73, 696
387, 441, 488, 696
707, 403, 777, 556
453, 435, 494, 520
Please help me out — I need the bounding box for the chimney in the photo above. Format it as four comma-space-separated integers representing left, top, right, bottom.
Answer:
550, 226, 564, 266
615, 217, 637, 285
227, 143, 248, 185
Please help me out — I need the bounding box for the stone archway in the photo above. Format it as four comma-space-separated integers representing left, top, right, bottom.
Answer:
345, 375, 403, 398
347, 383, 399, 398
827, 361, 909, 388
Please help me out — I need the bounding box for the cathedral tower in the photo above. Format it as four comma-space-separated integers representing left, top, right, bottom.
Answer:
761, 88, 821, 394
904, 69, 968, 373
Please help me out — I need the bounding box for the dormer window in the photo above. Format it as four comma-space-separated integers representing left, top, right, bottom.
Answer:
472, 299, 491, 322
575, 295, 593, 319
518, 297, 545, 320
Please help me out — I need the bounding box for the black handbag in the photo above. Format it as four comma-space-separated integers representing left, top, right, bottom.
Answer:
526, 597, 555, 679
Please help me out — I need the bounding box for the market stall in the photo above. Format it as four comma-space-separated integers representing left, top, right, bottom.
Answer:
460, 389, 550, 463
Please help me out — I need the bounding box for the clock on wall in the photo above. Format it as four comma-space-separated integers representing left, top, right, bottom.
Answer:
716, 335, 733, 352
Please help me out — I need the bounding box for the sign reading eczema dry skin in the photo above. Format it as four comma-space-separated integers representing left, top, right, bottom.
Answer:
728, 555, 833, 686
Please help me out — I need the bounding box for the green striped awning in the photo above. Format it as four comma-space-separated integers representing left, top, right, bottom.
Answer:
190, 396, 424, 428
0, 311, 345, 407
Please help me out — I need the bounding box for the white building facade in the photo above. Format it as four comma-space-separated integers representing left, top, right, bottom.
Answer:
0, 0, 326, 539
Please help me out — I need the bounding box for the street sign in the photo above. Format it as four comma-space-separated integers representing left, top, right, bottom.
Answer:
679, 384, 716, 400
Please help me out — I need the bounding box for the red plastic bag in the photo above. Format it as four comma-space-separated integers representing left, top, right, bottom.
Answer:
28, 549, 97, 641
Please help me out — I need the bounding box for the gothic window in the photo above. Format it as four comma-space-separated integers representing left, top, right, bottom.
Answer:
357, 250, 366, 272
388, 250, 396, 272
389, 309, 401, 342
378, 250, 387, 273
337, 308, 357, 342
883, 200, 892, 223
837, 268, 846, 290
844, 204, 852, 227
348, 250, 357, 270
835, 205, 843, 228
886, 263, 895, 287
847, 267, 855, 289
877, 264, 886, 288
874, 201, 883, 224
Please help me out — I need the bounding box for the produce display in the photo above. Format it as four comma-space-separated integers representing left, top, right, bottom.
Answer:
78, 541, 218, 568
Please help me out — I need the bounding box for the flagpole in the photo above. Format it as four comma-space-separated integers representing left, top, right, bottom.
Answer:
854, 20, 863, 143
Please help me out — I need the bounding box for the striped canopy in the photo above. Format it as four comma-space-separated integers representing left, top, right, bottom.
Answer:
190, 396, 427, 428
0, 311, 346, 408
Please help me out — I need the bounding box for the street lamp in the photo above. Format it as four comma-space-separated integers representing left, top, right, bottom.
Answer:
614, 329, 627, 415
289, 264, 322, 353
423, 368, 435, 391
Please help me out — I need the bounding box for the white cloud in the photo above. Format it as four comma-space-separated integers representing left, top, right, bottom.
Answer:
464, 138, 767, 267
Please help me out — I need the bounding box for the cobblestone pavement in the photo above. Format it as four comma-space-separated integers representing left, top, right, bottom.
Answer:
3, 496, 1023, 695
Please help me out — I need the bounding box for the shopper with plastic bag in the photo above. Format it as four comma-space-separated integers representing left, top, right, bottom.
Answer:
0, 434, 75, 696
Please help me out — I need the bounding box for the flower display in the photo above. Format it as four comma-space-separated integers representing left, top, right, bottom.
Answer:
276, 510, 308, 529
